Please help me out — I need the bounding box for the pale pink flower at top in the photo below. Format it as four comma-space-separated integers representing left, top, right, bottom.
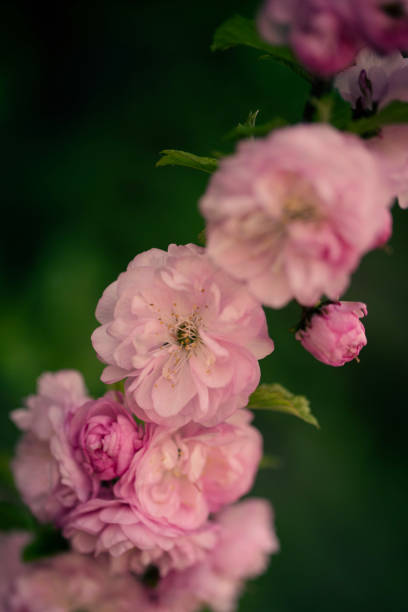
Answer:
91, 244, 274, 428
368, 124, 408, 209
335, 48, 408, 111
62, 498, 219, 577
67, 392, 145, 482
295, 301, 367, 366
179, 499, 279, 612
114, 409, 262, 530
355, 0, 408, 53
200, 124, 393, 309
257, 0, 360, 76
11, 370, 93, 523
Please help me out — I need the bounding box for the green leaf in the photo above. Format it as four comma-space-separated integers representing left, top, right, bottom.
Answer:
211, 15, 313, 83
226, 116, 288, 140
23, 525, 69, 562
156, 150, 218, 174
0, 453, 15, 492
348, 101, 408, 135
248, 383, 319, 428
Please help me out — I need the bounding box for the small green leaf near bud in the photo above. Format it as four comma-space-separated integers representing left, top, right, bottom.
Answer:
248, 383, 319, 428
156, 150, 218, 174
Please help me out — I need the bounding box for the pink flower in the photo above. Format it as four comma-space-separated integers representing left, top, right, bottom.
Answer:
91, 244, 273, 428
11, 370, 93, 522
355, 0, 408, 53
179, 499, 279, 612
257, 0, 360, 76
115, 409, 262, 530
62, 498, 219, 577
295, 301, 367, 366
335, 48, 408, 111
68, 392, 145, 481
200, 125, 392, 308
0, 532, 30, 610
368, 124, 408, 209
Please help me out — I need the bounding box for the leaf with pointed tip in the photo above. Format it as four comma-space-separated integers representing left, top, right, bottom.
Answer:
248, 384, 319, 428
156, 150, 218, 174
212, 15, 313, 83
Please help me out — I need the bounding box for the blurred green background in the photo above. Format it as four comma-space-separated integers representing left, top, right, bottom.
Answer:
1, 1, 407, 610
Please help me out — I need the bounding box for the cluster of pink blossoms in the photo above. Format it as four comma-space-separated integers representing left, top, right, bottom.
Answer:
258, 0, 408, 76
5, 2, 408, 610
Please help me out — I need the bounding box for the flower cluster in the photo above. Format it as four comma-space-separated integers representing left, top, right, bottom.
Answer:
258, 0, 408, 76
5, 2, 408, 610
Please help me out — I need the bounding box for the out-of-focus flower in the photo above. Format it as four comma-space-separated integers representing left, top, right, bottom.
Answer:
68, 392, 145, 482
355, 0, 408, 53
62, 498, 219, 577
11, 371, 93, 522
200, 124, 392, 309
91, 244, 274, 428
257, 0, 360, 76
296, 301, 367, 366
335, 48, 408, 111
0, 532, 30, 611
179, 499, 279, 612
368, 124, 408, 209
115, 409, 262, 530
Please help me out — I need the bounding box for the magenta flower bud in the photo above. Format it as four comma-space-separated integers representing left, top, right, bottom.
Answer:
295, 301, 367, 366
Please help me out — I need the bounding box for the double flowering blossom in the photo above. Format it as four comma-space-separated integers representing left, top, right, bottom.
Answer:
6, 4, 408, 609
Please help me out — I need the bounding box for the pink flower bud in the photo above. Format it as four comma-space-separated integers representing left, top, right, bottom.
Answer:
295, 301, 367, 366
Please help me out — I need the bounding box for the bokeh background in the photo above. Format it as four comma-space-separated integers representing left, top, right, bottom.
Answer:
1, 1, 407, 610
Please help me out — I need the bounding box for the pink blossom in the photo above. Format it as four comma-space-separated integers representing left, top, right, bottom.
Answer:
200, 124, 392, 308
91, 244, 273, 427
179, 499, 279, 612
368, 124, 408, 209
296, 301, 367, 366
68, 392, 145, 481
257, 0, 360, 76
115, 409, 262, 530
62, 498, 219, 577
0, 532, 30, 611
355, 0, 408, 53
335, 48, 408, 111
12, 371, 100, 522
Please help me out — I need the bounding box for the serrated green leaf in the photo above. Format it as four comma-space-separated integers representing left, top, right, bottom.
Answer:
248, 384, 319, 428
156, 150, 218, 174
23, 525, 69, 562
226, 116, 288, 140
348, 100, 408, 135
211, 15, 313, 83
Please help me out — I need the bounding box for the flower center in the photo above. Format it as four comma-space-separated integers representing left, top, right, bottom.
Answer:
176, 320, 199, 348
282, 195, 320, 224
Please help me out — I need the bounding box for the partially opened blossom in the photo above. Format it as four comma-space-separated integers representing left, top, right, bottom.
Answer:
92, 244, 274, 427
335, 48, 408, 111
355, 0, 408, 53
11, 370, 93, 522
200, 124, 392, 308
63, 498, 219, 576
115, 409, 262, 530
68, 392, 145, 482
296, 301, 367, 366
257, 0, 360, 76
